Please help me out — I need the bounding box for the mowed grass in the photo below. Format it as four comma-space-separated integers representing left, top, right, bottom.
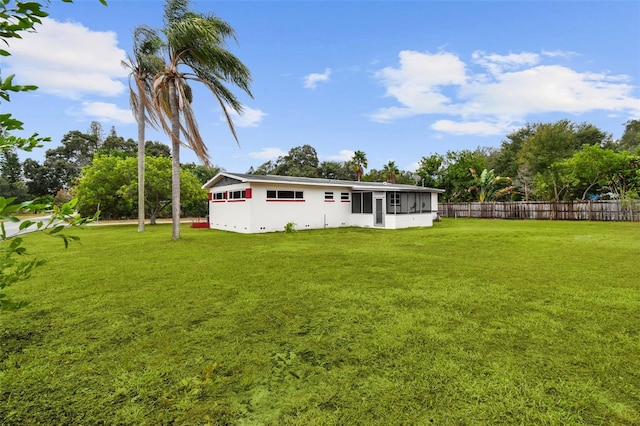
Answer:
1, 219, 639, 425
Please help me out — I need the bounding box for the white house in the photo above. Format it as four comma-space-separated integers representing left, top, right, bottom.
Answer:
202, 172, 444, 233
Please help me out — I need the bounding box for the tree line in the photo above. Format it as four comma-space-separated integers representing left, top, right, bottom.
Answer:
249, 119, 640, 203
4, 119, 636, 222
1, 122, 218, 220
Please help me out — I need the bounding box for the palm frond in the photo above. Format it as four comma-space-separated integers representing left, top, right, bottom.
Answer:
191, 49, 253, 98
164, 0, 190, 25
149, 1, 252, 168
179, 89, 210, 166
122, 26, 165, 130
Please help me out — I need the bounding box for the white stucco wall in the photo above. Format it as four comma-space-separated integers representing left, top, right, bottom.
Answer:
350, 214, 374, 228
208, 182, 253, 233
248, 183, 352, 233
385, 213, 434, 229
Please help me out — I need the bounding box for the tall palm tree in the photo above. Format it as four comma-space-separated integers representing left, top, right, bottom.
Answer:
122, 25, 163, 232
382, 160, 400, 184
351, 150, 368, 182
152, 0, 253, 239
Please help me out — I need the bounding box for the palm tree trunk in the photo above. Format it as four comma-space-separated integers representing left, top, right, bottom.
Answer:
169, 80, 181, 240
137, 102, 146, 232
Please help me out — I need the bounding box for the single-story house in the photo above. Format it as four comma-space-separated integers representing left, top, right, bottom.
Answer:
202, 172, 444, 233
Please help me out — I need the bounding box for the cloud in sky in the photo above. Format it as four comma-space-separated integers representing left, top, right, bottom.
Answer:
323, 150, 354, 162
5, 18, 127, 99
431, 119, 515, 137
227, 106, 268, 128
79, 101, 136, 124
303, 68, 332, 89
372, 50, 467, 121
541, 49, 579, 59
471, 50, 540, 75
371, 49, 640, 135
249, 147, 287, 160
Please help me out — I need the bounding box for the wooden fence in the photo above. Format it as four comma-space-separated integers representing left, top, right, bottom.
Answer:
438, 201, 640, 221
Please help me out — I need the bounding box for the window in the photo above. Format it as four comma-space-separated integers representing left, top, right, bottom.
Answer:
352, 193, 362, 213
341, 192, 349, 201
324, 192, 334, 200
362, 192, 373, 213
352, 192, 373, 214
385, 192, 431, 214
266, 190, 305, 200
229, 190, 245, 199
420, 193, 431, 212
213, 188, 251, 201
408, 193, 417, 213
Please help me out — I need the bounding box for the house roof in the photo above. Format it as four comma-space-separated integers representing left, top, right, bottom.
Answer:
203, 172, 444, 193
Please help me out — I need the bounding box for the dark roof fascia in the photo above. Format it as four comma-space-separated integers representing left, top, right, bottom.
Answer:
203, 172, 444, 193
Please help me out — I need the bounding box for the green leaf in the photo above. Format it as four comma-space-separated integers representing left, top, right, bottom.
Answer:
18, 220, 34, 231
47, 226, 64, 235
0, 215, 20, 223
8, 237, 23, 250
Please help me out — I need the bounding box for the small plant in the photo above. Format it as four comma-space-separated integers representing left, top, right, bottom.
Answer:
284, 222, 296, 233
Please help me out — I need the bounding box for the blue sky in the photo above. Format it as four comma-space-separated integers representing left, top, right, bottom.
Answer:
5, 0, 640, 173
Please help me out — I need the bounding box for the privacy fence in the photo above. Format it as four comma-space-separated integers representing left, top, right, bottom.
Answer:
438, 201, 640, 221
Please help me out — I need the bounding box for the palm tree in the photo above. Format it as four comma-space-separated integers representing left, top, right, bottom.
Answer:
122, 25, 164, 233
152, 0, 253, 239
382, 160, 400, 183
351, 150, 367, 181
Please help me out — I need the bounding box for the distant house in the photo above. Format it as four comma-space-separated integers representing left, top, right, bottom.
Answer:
202, 172, 444, 233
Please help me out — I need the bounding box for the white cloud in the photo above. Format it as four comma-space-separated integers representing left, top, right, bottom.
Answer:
79, 101, 136, 124
472, 50, 540, 75
303, 68, 331, 89
431, 119, 516, 136
406, 162, 420, 173
249, 147, 287, 160
324, 150, 354, 162
461, 65, 639, 117
542, 49, 579, 59
371, 49, 640, 135
228, 106, 267, 127
5, 18, 127, 99
371, 50, 467, 122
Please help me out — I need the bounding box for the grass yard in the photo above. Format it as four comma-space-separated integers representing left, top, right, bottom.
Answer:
1, 219, 639, 425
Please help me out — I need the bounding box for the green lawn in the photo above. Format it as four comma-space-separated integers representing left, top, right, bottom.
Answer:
1, 219, 639, 425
